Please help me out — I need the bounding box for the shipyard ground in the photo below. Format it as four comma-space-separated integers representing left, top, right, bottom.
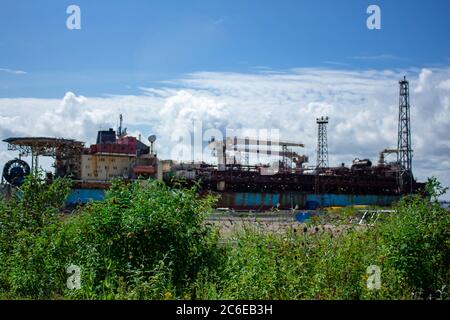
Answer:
207, 208, 374, 240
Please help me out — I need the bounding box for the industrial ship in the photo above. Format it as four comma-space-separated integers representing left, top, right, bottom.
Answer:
1, 77, 424, 210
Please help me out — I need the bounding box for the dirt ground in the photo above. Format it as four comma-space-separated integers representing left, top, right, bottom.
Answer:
206, 210, 358, 239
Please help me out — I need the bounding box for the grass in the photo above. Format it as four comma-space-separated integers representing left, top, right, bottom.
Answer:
0, 174, 448, 300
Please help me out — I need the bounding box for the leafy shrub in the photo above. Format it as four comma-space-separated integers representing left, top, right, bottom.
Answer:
0, 173, 71, 298
0, 175, 220, 299
378, 178, 449, 298
60, 178, 220, 299
0, 174, 448, 300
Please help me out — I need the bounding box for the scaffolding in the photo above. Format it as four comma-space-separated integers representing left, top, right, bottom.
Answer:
397, 77, 413, 192
316, 116, 329, 170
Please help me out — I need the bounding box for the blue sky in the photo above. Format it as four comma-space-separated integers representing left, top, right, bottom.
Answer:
1, 0, 449, 97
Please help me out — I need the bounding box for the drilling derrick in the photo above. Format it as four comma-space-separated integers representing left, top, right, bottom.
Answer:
316, 116, 329, 171
397, 76, 413, 192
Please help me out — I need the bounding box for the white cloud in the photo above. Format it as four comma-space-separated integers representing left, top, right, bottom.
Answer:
324, 61, 350, 67
1, 67, 450, 198
0, 68, 27, 75
414, 68, 433, 93
349, 54, 400, 61
438, 79, 450, 91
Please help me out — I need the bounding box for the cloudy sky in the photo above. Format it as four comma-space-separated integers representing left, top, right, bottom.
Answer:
1, 1, 449, 198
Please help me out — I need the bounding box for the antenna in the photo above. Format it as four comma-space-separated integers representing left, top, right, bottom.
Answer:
118, 114, 122, 136
397, 76, 413, 192
316, 116, 329, 171
148, 135, 156, 155
118, 114, 127, 138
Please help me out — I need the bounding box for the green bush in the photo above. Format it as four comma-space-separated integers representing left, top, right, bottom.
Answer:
0, 173, 71, 298
195, 177, 448, 300
0, 174, 448, 300
60, 178, 220, 299
0, 175, 220, 299
378, 178, 449, 298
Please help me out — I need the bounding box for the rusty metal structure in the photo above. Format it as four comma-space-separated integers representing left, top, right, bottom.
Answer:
208, 137, 305, 171
2, 123, 159, 184
378, 149, 398, 166
3, 137, 84, 178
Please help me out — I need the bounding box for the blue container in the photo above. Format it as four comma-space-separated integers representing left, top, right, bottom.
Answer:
295, 212, 312, 223
305, 200, 319, 210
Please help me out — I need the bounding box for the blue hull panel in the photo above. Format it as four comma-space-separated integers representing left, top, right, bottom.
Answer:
66, 188, 105, 205
67, 188, 399, 209
217, 192, 399, 209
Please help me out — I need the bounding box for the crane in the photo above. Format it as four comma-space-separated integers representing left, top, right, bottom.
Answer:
230, 146, 308, 168
208, 136, 306, 170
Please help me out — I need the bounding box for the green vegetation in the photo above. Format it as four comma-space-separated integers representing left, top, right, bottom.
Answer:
0, 174, 448, 300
